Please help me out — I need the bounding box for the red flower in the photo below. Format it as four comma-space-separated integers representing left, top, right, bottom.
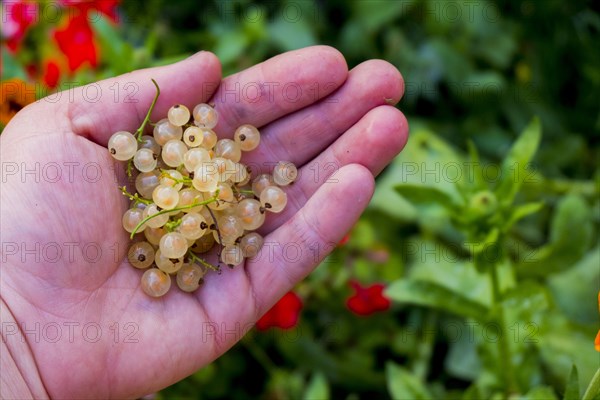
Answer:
53, 13, 98, 72
338, 233, 351, 247
3, 1, 38, 52
59, 0, 121, 22
346, 281, 391, 316
256, 292, 303, 330
43, 61, 61, 88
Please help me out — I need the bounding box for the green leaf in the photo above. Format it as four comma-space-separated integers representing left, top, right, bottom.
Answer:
466, 227, 499, 255
564, 365, 580, 400
495, 117, 542, 205
1, 47, 27, 80
214, 30, 249, 65
385, 280, 489, 321
91, 16, 134, 74
395, 184, 462, 210
303, 372, 329, 400
386, 362, 432, 400
523, 386, 559, 400
268, 16, 316, 51
503, 202, 544, 231
583, 369, 600, 400
518, 194, 592, 277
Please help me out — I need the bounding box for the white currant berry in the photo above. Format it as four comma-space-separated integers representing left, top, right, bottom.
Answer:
260, 186, 287, 213
168, 104, 191, 126
128, 241, 155, 269
183, 126, 204, 147
108, 131, 137, 161
153, 118, 183, 146
141, 268, 171, 297
221, 245, 244, 267
177, 188, 204, 213
159, 169, 184, 190
193, 103, 218, 129
155, 249, 184, 274
273, 161, 298, 186
161, 139, 187, 167
122, 208, 146, 233
176, 263, 205, 292
199, 128, 218, 150
190, 233, 215, 254
152, 184, 180, 210
177, 212, 208, 240
159, 232, 188, 259
139, 135, 161, 155
214, 139, 242, 162
233, 124, 260, 151
183, 147, 211, 173
236, 198, 265, 230
193, 162, 219, 192
135, 170, 161, 199
143, 203, 169, 228
252, 174, 275, 197
239, 232, 264, 258
133, 148, 158, 173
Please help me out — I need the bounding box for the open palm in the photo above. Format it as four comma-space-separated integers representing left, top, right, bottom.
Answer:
0, 46, 407, 399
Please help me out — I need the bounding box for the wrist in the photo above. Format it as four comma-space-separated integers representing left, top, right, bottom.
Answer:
1, 297, 49, 399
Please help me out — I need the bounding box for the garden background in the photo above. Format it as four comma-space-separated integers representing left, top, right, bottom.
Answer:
1, 0, 599, 399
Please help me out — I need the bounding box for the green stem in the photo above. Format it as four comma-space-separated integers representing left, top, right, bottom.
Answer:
135, 79, 161, 141
490, 261, 518, 395
186, 251, 219, 272
130, 196, 217, 238
583, 368, 600, 400
120, 186, 153, 205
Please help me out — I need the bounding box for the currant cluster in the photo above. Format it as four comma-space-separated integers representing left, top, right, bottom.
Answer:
107, 81, 297, 298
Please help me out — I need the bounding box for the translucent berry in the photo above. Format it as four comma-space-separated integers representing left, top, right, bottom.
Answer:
176, 263, 205, 292
260, 186, 287, 213
190, 234, 215, 254
153, 118, 183, 146
122, 208, 145, 233
159, 169, 184, 191
233, 124, 261, 151
139, 135, 161, 155
161, 139, 187, 168
135, 171, 159, 199
177, 188, 204, 213
193, 103, 218, 129
159, 232, 188, 259
155, 249, 184, 274
252, 174, 275, 197
168, 104, 191, 126
214, 139, 242, 162
144, 226, 166, 246
152, 185, 180, 210
143, 203, 169, 228
273, 161, 298, 186
199, 128, 218, 150
128, 241, 155, 269
239, 232, 264, 258
183, 126, 204, 147
183, 148, 211, 173
141, 268, 171, 297
221, 245, 244, 267
178, 212, 208, 240
108, 131, 137, 161
133, 148, 158, 173
193, 162, 219, 192
236, 198, 265, 230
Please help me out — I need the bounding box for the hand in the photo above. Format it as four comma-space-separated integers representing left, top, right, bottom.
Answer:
0, 46, 407, 399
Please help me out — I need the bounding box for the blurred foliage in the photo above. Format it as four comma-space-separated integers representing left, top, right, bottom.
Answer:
2, 0, 599, 398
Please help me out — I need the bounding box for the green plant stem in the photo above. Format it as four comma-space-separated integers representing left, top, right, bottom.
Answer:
582, 368, 600, 400
490, 261, 518, 395
130, 196, 217, 238
135, 79, 161, 141
186, 251, 219, 272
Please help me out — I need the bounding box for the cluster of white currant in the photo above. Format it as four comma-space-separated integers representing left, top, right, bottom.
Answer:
108, 82, 297, 298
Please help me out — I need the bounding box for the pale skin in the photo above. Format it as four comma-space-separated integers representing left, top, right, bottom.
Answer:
0, 46, 408, 399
